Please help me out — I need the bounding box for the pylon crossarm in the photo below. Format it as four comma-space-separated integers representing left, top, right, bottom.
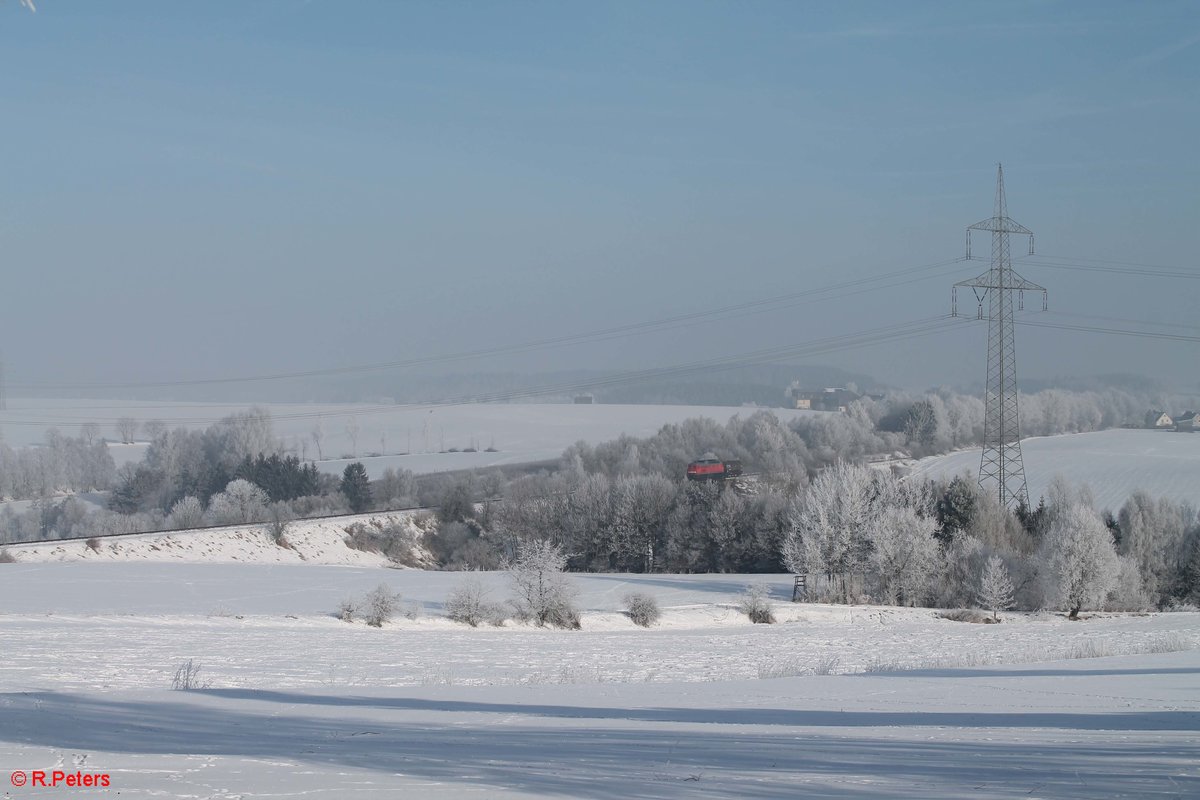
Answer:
968, 217, 1034, 235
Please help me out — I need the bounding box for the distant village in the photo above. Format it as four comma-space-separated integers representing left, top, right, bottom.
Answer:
1145, 409, 1198, 433
785, 383, 883, 412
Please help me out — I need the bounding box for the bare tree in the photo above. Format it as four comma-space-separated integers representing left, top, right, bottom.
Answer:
346, 416, 360, 458
311, 417, 325, 460
115, 417, 139, 444
79, 422, 101, 445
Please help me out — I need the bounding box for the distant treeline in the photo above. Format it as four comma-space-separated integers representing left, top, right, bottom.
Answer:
2, 388, 1199, 615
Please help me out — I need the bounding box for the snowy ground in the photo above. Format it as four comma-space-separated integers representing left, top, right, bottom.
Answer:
910, 428, 1200, 511
0, 398, 821, 478
1, 561, 1198, 798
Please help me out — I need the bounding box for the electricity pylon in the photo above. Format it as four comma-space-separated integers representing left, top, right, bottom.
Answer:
952, 165, 1046, 509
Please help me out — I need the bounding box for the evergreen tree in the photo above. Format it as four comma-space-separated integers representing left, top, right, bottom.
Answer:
341, 462, 372, 513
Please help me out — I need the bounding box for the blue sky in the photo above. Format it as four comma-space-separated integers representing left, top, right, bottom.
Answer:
1, 1, 1197, 394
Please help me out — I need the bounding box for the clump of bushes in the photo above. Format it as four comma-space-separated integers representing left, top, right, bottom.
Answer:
623, 592, 661, 627
445, 577, 506, 627
0, 548, 15, 563
336, 583, 418, 627
344, 520, 422, 567
937, 609, 993, 624
423, 520, 503, 570
738, 583, 776, 624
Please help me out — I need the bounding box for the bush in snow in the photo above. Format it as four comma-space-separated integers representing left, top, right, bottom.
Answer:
623, 592, 661, 627
171, 659, 210, 690
0, 548, 15, 563
336, 597, 356, 623
975, 555, 1015, 621
362, 584, 401, 627
344, 520, 422, 567
265, 501, 294, 547
445, 576, 503, 627
506, 539, 580, 629
738, 583, 776, 624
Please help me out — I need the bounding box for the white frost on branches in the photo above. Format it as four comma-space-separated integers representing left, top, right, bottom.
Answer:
976, 555, 1015, 620
1039, 502, 1119, 619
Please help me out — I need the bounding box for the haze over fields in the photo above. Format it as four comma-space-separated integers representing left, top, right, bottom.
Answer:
2, 3, 1199, 799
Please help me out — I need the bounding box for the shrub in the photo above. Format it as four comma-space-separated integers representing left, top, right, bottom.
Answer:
445, 577, 500, 627
738, 583, 776, 624
937, 609, 992, 624
0, 549, 15, 563
623, 592, 661, 627
86, 537, 102, 553
344, 520, 422, 567
265, 502, 294, 547
423, 520, 502, 570
336, 598, 356, 623
171, 659, 210, 690
362, 584, 400, 627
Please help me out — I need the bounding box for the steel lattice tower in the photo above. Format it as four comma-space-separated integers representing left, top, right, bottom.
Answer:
952, 165, 1046, 509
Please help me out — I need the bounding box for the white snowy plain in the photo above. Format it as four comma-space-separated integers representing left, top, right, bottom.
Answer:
910, 428, 1200, 511
1, 559, 1198, 798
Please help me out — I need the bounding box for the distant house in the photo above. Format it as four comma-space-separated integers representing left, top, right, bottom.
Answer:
573, 393, 594, 405
786, 385, 868, 413
1174, 411, 1199, 432
1145, 410, 1174, 429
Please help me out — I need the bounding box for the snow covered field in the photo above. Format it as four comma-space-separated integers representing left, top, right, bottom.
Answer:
1, 561, 1198, 798
910, 428, 1200, 511
0, 398, 821, 478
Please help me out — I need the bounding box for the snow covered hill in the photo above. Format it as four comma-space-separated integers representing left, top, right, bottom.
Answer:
910, 428, 1200, 510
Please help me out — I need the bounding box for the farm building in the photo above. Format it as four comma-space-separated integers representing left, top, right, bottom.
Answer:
1146, 410, 1174, 429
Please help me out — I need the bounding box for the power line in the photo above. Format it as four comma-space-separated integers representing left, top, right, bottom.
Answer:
1011, 256, 1200, 281
9, 256, 968, 392
0, 316, 965, 428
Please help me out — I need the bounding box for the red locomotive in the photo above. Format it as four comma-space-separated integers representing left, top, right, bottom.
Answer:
686, 453, 743, 482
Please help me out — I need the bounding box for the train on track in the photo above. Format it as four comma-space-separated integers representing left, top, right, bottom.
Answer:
685, 453, 743, 482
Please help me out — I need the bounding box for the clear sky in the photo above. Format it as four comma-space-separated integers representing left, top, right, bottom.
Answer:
1, 1, 1197, 396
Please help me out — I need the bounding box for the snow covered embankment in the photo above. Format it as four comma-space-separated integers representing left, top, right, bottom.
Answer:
3, 511, 433, 566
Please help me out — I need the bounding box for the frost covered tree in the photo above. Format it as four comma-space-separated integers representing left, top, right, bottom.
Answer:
506, 539, 579, 628
1039, 502, 1119, 619
782, 461, 875, 601
1117, 490, 1186, 603
976, 555, 1015, 620
310, 418, 325, 460
167, 496, 205, 530
207, 479, 269, 526
869, 505, 940, 606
